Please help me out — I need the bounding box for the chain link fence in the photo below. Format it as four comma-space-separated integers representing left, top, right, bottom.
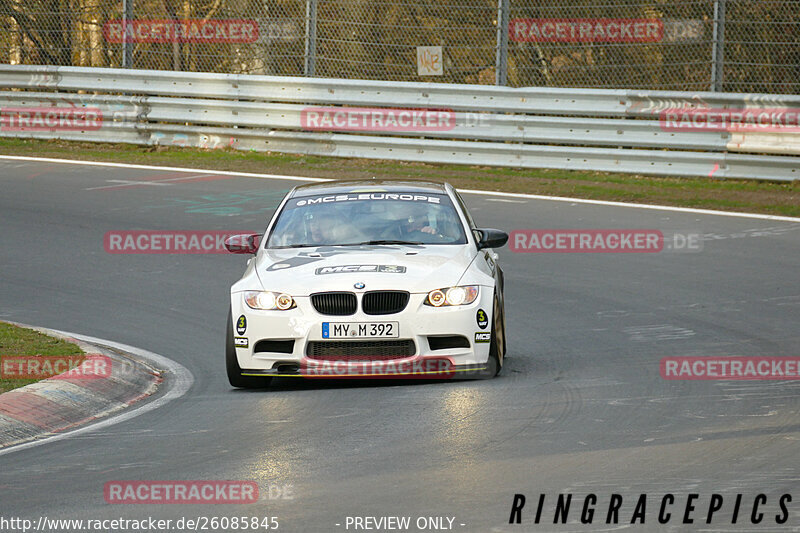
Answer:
0, 0, 797, 93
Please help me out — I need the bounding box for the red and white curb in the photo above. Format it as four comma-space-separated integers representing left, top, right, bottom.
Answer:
0, 325, 193, 455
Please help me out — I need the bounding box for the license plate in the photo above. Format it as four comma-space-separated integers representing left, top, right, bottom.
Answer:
322, 322, 399, 339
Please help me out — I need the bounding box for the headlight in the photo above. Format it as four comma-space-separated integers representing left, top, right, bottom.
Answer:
244, 291, 296, 310
424, 285, 479, 307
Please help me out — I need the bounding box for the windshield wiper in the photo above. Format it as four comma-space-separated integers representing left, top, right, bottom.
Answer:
349, 240, 424, 246
275, 240, 424, 248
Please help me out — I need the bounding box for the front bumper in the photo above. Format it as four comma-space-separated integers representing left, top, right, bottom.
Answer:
230, 290, 494, 378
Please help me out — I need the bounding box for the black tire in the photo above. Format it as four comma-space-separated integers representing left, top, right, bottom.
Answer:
498, 295, 507, 359
226, 308, 271, 389
486, 293, 505, 377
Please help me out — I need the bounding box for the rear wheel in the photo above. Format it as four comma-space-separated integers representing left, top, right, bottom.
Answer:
226, 308, 271, 389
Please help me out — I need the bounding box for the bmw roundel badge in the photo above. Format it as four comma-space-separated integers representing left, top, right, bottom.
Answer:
354, 282, 365, 289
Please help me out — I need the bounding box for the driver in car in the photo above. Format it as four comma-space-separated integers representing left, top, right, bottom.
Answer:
403, 213, 436, 236
383, 204, 439, 241
308, 212, 338, 244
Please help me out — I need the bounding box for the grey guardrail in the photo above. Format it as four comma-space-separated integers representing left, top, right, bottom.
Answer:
0, 65, 798, 181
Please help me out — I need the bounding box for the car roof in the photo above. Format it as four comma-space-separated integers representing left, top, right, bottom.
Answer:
290, 180, 449, 198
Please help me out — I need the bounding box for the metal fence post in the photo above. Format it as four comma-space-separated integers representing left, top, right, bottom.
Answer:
711, 0, 726, 91
495, 0, 509, 86
305, 0, 318, 77
122, 0, 133, 68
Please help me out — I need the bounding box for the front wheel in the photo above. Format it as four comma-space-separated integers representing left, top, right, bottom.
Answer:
226, 308, 271, 389
484, 294, 505, 378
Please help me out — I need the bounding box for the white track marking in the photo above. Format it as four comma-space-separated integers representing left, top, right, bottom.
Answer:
0, 154, 798, 222
85, 179, 173, 190
0, 155, 329, 182
85, 174, 231, 190
0, 330, 193, 457
458, 188, 800, 222
485, 198, 528, 204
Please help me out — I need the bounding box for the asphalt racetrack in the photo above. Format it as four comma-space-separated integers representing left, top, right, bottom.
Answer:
1, 158, 799, 532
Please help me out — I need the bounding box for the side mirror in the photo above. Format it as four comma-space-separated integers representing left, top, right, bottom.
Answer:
224, 233, 262, 254
475, 228, 508, 250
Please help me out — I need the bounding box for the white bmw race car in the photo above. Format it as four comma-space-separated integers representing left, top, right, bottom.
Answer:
224, 180, 508, 388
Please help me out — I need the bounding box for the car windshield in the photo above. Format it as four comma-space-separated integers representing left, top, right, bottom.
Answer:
266, 192, 468, 247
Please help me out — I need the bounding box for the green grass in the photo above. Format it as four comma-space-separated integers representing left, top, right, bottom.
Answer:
1, 138, 797, 217
0, 322, 84, 394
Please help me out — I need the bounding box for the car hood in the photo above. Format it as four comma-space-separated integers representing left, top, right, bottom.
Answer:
253, 245, 476, 295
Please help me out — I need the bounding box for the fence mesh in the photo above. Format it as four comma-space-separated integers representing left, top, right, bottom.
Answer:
0, 0, 797, 93
507, 0, 715, 90
724, 0, 800, 93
